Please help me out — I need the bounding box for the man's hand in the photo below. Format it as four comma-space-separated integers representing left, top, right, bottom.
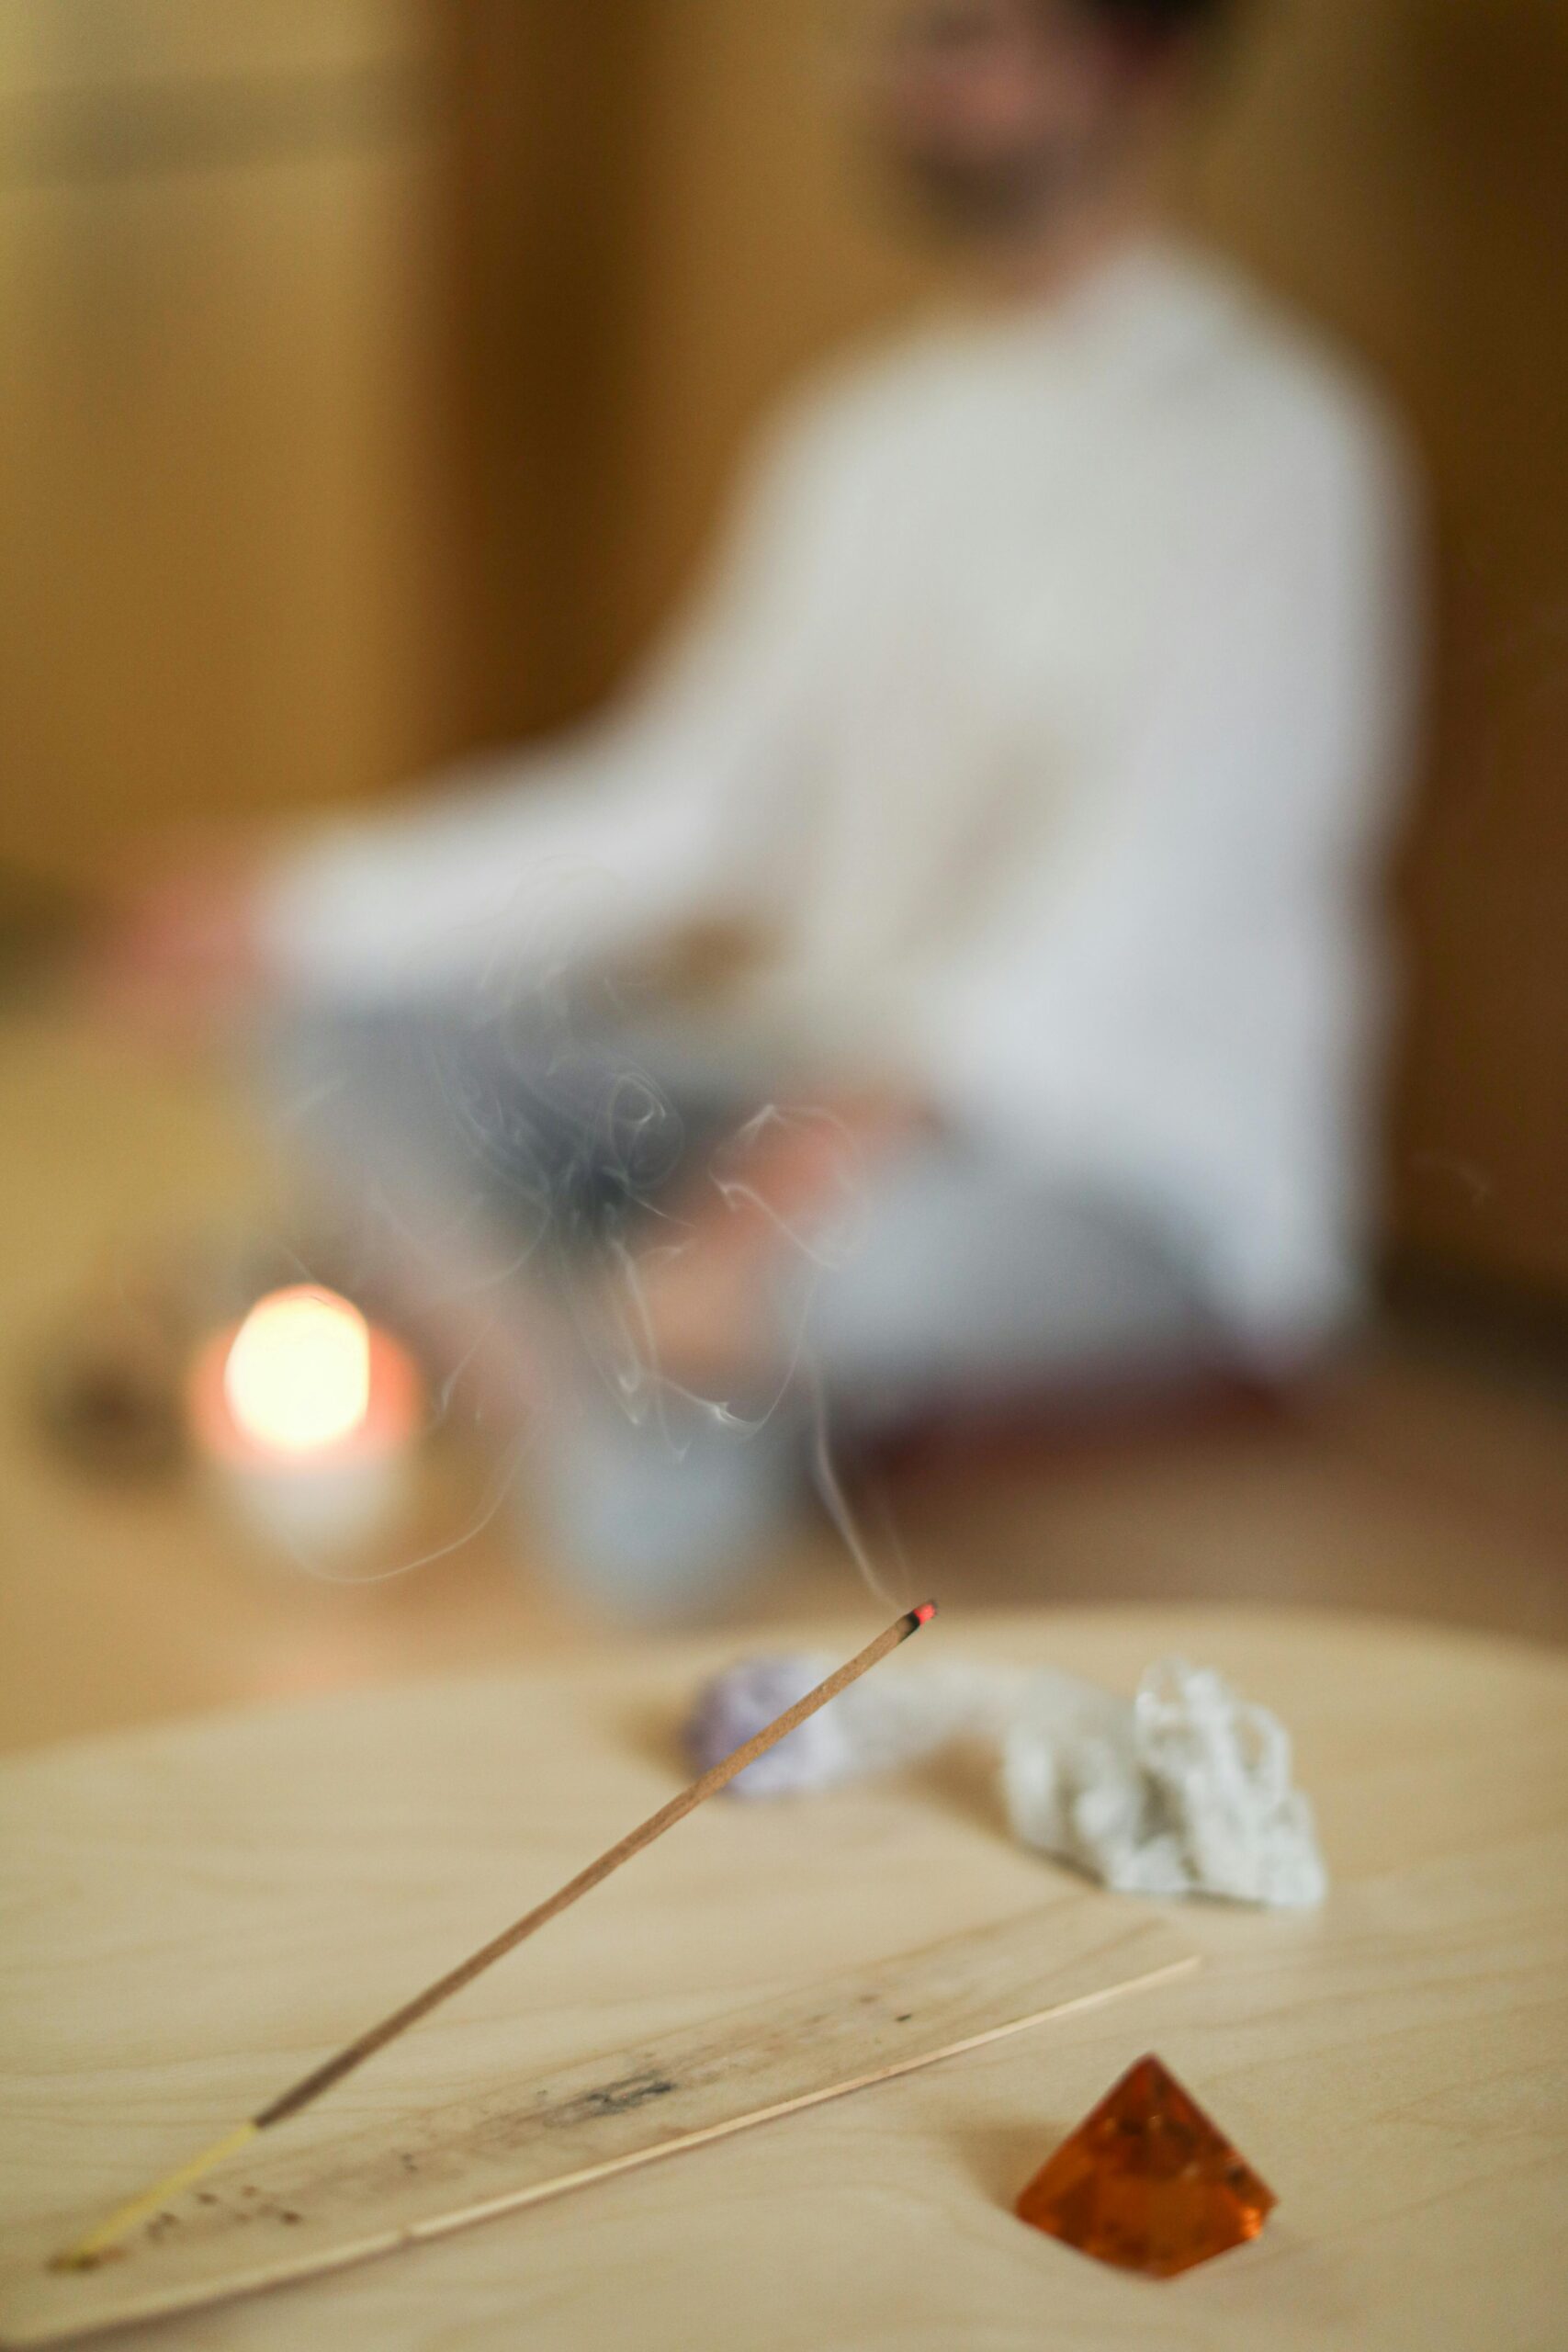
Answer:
626, 1091, 930, 1394
84, 841, 271, 1045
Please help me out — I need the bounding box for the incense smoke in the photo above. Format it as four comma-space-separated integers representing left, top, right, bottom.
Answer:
271, 871, 914, 1608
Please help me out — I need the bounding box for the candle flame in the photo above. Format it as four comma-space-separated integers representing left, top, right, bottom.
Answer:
223, 1287, 372, 1455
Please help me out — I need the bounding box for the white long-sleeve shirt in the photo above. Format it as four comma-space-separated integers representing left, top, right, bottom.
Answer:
265, 239, 1418, 1360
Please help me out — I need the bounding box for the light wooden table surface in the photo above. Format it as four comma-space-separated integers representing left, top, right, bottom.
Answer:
4, 1605, 1566, 2350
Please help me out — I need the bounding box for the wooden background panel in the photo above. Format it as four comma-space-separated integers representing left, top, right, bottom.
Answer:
0, 1, 463, 887
0, 0, 425, 101
436, 4, 650, 744
1192, 0, 1568, 1298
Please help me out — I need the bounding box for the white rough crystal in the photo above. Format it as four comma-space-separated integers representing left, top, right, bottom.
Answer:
999, 1657, 1327, 1906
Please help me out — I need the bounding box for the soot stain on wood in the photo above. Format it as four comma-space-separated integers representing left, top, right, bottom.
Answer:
547, 2070, 680, 2127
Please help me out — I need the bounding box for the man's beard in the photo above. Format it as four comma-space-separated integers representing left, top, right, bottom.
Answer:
888, 141, 1073, 237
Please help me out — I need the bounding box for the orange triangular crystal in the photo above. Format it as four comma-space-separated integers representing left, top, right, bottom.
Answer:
1015, 2054, 1277, 2278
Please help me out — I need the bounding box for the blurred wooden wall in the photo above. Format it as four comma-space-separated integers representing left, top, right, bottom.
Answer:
1191, 0, 1568, 1303
436, 4, 646, 742
0, 2, 468, 882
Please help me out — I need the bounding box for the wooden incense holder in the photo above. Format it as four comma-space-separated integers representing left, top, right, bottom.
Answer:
0, 1902, 1195, 2346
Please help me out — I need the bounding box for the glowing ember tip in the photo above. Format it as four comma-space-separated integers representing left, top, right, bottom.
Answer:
912, 1601, 937, 1625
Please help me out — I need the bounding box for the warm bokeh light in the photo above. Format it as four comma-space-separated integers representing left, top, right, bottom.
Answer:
222, 1288, 372, 1457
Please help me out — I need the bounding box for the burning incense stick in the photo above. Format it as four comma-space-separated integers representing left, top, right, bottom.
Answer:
54, 1601, 937, 2273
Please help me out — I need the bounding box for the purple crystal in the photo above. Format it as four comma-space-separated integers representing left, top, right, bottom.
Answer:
684, 1654, 853, 1796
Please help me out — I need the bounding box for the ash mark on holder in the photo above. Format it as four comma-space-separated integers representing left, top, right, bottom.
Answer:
546, 2070, 680, 2127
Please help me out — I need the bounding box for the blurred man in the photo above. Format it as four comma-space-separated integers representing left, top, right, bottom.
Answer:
107, 0, 1416, 1606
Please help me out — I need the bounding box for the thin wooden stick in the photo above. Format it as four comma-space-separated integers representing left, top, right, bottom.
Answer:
54, 1602, 937, 2272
